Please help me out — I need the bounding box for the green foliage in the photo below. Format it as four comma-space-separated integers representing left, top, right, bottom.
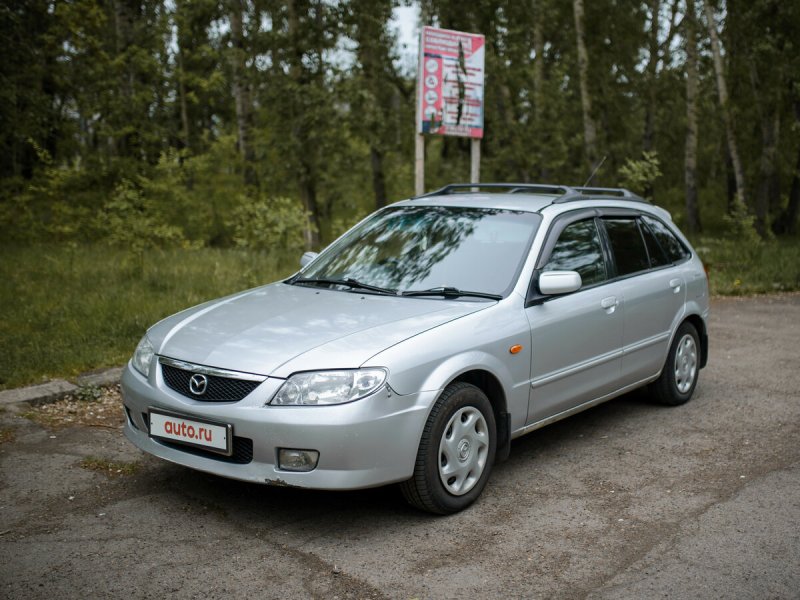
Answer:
723, 196, 763, 246
100, 178, 187, 252
1, 0, 799, 399
231, 196, 310, 255
4, 0, 799, 246
693, 236, 800, 296
0, 147, 104, 243
75, 385, 103, 403
618, 152, 662, 198
0, 244, 295, 389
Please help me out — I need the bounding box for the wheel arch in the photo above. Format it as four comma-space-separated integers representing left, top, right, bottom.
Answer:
656, 313, 708, 380
450, 369, 512, 463
682, 313, 708, 368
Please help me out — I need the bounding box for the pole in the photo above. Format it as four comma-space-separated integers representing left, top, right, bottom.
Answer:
415, 134, 425, 195
470, 138, 481, 184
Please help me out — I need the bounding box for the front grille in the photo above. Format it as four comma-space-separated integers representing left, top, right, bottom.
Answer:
161, 363, 260, 402
142, 412, 253, 464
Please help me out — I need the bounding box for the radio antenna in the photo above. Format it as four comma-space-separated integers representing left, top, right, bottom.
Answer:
583, 155, 607, 187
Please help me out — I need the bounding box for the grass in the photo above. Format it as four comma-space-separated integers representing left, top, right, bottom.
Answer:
0, 244, 295, 389
692, 236, 800, 295
1, 237, 798, 390
80, 456, 141, 477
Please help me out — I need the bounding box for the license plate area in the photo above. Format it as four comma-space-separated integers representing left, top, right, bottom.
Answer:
149, 409, 233, 456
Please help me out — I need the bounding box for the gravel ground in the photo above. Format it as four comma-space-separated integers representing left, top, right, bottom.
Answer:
0, 294, 798, 599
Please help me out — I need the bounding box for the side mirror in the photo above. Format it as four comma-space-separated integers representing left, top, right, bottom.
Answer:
539, 271, 582, 295
299, 251, 319, 268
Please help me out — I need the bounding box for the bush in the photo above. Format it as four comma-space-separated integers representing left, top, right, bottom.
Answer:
230, 195, 309, 255
692, 236, 800, 295
618, 151, 662, 198
98, 179, 188, 252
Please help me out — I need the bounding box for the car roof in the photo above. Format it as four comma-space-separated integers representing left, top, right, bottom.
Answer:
393, 191, 559, 213
390, 183, 668, 219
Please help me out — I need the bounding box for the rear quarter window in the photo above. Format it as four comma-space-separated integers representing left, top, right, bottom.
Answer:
642, 215, 691, 263
638, 218, 671, 267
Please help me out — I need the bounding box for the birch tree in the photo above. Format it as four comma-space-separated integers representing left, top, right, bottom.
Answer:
228, 0, 257, 188
702, 1, 747, 216
572, 0, 600, 177
684, 0, 701, 232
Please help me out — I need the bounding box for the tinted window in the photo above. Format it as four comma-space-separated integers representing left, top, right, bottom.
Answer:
639, 218, 670, 267
642, 216, 690, 263
603, 218, 650, 276
544, 219, 606, 286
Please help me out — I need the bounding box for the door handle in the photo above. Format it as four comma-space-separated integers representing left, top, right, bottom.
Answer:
600, 296, 618, 312
669, 278, 682, 293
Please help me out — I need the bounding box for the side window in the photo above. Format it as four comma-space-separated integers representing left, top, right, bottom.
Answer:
543, 219, 607, 287
603, 218, 650, 276
638, 218, 670, 267
642, 215, 690, 263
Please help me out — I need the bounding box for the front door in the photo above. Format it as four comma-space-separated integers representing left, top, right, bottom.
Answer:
524, 217, 624, 425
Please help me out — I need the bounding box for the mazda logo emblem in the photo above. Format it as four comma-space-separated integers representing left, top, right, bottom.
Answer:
189, 374, 208, 395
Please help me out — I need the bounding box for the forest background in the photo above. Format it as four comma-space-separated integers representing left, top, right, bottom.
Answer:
1, 0, 799, 388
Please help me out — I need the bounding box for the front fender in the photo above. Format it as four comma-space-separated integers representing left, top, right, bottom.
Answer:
366, 300, 532, 433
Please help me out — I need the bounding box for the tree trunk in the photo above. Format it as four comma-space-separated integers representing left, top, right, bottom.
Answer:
350, 0, 395, 211
370, 146, 387, 209
572, 0, 600, 178
748, 61, 782, 236
112, 0, 132, 158
229, 0, 257, 188
532, 0, 545, 180
774, 147, 800, 235
684, 0, 701, 232
177, 49, 191, 152
703, 1, 747, 212
298, 161, 321, 250
772, 101, 800, 235
754, 109, 780, 236
287, 0, 319, 248
643, 0, 660, 155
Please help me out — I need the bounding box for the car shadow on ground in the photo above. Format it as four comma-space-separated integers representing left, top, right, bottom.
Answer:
128, 387, 661, 523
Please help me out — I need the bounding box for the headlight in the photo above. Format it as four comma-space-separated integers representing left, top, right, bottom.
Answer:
270, 369, 387, 406
131, 335, 155, 378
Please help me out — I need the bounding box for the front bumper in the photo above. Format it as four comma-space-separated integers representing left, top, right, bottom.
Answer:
121, 362, 435, 490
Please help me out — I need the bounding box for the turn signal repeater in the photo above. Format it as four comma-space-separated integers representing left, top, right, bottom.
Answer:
509, 344, 523, 355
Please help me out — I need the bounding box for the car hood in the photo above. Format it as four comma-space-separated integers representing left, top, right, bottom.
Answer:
150, 282, 491, 378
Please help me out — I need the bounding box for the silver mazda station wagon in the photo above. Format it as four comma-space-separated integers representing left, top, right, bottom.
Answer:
121, 183, 709, 514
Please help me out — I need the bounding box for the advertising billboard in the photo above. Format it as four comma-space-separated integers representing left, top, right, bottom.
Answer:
417, 26, 486, 139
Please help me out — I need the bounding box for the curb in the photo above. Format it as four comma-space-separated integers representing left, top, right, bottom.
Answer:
0, 366, 124, 408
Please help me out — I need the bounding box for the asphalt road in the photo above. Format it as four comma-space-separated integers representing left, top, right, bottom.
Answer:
1, 294, 798, 599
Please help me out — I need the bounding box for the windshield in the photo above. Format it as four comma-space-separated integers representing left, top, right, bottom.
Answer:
297, 205, 542, 296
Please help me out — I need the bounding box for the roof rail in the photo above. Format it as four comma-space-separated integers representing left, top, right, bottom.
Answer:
551, 186, 649, 204
415, 183, 576, 198
572, 186, 636, 198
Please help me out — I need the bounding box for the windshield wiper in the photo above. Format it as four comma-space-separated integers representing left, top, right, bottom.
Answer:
402, 287, 502, 300
291, 277, 398, 296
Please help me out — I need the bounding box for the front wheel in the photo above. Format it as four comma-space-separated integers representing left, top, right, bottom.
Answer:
651, 321, 701, 406
400, 382, 496, 514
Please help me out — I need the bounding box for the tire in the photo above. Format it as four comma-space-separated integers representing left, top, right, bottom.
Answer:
400, 382, 496, 515
651, 321, 701, 406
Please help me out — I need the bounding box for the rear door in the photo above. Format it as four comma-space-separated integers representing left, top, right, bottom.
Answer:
599, 215, 687, 385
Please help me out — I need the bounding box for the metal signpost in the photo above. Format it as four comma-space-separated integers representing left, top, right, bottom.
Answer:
415, 26, 486, 195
